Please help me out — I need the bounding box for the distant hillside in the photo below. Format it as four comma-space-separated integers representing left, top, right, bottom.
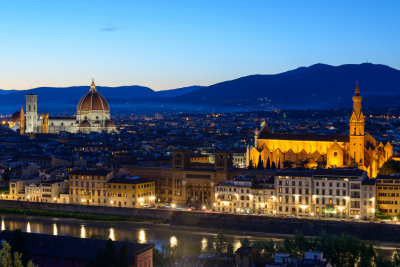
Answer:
0, 63, 399, 114
172, 63, 400, 110
155, 86, 204, 98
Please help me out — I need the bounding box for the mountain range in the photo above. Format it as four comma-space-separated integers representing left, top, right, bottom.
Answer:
1, 63, 400, 114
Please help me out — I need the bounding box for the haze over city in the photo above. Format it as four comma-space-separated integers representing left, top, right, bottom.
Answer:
1, 0, 400, 91
2, 1, 400, 267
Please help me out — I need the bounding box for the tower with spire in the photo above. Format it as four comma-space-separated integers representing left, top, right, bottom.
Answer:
19, 105, 25, 135
349, 81, 365, 165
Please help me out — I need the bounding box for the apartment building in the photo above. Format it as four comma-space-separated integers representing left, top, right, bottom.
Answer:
214, 176, 275, 214
376, 174, 400, 216
107, 176, 156, 208
69, 169, 111, 205
274, 169, 375, 219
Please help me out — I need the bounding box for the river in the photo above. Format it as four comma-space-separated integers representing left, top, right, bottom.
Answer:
0, 214, 399, 258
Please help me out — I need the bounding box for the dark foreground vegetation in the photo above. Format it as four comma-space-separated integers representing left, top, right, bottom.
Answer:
154, 231, 400, 267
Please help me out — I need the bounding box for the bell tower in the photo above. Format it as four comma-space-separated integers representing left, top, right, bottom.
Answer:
25, 93, 38, 133
349, 81, 364, 165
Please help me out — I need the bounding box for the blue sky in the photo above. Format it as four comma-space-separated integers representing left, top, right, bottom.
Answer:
1, 0, 399, 91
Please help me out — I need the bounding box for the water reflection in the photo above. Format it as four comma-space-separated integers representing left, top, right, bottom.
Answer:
109, 228, 115, 241
1, 219, 5, 231
80, 225, 86, 238
26, 222, 31, 233
201, 238, 208, 253
53, 224, 58, 236
233, 240, 241, 252
138, 229, 146, 244
170, 236, 178, 247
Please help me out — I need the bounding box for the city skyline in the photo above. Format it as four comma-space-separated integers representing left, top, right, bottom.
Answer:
1, 1, 400, 91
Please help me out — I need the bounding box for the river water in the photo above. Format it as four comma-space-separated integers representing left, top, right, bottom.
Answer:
0, 214, 399, 258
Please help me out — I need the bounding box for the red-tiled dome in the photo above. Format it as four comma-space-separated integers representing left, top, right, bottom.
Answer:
105, 120, 115, 127
79, 120, 90, 127
10, 111, 21, 122
77, 80, 110, 113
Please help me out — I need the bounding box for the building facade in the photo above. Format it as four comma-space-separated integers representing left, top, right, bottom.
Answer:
248, 82, 392, 178
274, 169, 375, 219
107, 176, 156, 208
376, 175, 400, 216
214, 176, 276, 214
69, 169, 111, 205
13, 80, 116, 134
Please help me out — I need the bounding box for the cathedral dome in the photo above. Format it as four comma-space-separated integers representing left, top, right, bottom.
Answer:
79, 120, 90, 127
10, 111, 21, 122
105, 120, 115, 127
77, 80, 110, 113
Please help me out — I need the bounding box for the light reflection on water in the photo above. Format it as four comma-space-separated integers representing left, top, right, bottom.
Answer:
170, 236, 178, 248
109, 228, 115, 241
0, 215, 255, 254
3, 214, 396, 258
138, 229, 146, 244
53, 223, 58, 236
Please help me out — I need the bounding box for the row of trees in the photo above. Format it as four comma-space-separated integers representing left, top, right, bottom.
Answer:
0, 230, 37, 267
87, 239, 130, 267
154, 231, 400, 267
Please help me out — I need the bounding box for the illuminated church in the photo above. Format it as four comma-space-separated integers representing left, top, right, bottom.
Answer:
11, 80, 117, 134
247, 82, 392, 178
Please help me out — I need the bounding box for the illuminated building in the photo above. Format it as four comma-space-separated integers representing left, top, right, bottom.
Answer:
248, 82, 392, 178
274, 169, 375, 219
69, 169, 111, 205
376, 175, 400, 216
107, 176, 155, 208
214, 176, 276, 214
13, 80, 116, 134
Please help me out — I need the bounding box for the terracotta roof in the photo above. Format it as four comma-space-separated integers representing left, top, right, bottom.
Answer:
105, 120, 115, 127
79, 120, 90, 127
107, 176, 154, 184
77, 82, 110, 112
0, 231, 153, 264
69, 168, 111, 176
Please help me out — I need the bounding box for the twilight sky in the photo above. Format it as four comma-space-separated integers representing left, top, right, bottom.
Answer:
1, 0, 399, 91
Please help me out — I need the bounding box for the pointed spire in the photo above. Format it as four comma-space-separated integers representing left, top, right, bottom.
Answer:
355, 80, 360, 96
90, 78, 97, 92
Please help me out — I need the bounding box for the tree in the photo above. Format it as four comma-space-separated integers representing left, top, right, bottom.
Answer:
240, 238, 251, 247
226, 242, 234, 255
271, 161, 276, 169
277, 158, 281, 169
257, 155, 264, 170
252, 240, 279, 260
379, 160, 400, 175
283, 160, 292, 169
0, 241, 37, 267
103, 239, 117, 267
266, 157, 271, 169
393, 249, 400, 266
11, 230, 29, 266
214, 232, 227, 255
117, 243, 129, 267
248, 159, 254, 170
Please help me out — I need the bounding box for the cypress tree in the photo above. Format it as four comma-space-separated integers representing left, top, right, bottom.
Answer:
266, 157, 271, 169
117, 243, 130, 267
103, 239, 117, 267
272, 161, 276, 169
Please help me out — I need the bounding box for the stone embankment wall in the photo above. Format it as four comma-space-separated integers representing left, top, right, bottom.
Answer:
1, 200, 399, 243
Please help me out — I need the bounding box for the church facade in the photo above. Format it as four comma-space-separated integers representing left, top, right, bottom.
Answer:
15, 80, 116, 134
247, 82, 392, 178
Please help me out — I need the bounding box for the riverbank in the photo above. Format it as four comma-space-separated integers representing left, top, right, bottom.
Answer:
1, 200, 400, 243
0, 207, 166, 224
